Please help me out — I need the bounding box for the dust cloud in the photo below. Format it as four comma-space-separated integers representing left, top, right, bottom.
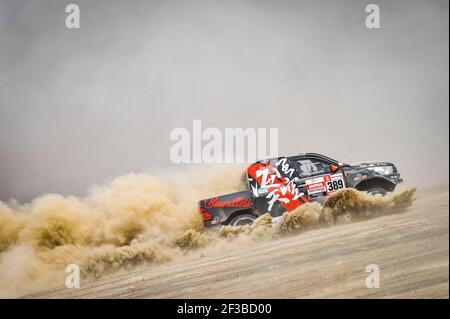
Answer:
0, 166, 415, 297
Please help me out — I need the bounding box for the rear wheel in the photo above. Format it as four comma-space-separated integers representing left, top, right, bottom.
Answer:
228, 213, 256, 226
366, 187, 388, 196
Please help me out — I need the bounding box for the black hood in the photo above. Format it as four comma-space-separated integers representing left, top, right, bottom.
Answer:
347, 161, 395, 169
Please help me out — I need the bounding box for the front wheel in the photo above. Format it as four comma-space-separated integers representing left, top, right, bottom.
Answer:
228, 213, 257, 226
365, 187, 388, 196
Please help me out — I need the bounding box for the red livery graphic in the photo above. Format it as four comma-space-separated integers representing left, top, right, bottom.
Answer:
247, 161, 308, 212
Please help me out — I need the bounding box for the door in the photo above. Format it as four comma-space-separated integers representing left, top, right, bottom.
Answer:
294, 158, 346, 202
246, 158, 309, 217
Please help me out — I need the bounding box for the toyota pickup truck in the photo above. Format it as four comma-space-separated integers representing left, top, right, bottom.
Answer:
199, 153, 403, 227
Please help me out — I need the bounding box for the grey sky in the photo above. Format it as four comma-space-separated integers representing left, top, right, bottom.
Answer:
0, 0, 448, 201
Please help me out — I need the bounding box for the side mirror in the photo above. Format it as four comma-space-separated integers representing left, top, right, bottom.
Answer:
330, 164, 338, 173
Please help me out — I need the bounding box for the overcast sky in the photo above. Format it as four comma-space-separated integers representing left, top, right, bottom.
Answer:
0, 0, 448, 201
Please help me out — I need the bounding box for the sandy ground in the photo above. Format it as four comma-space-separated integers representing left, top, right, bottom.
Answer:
31, 186, 448, 299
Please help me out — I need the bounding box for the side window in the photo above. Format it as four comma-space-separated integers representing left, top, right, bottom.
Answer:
296, 159, 331, 178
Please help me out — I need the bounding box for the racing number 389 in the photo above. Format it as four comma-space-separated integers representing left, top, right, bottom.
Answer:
199, 153, 403, 227
327, 179, 344, 191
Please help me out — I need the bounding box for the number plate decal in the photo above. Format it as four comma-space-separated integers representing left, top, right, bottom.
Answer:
324, 173, 346, 194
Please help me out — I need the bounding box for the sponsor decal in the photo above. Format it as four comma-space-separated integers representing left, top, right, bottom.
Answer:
305, 176, 325, 185
305, 173, 346, 198
210, 216, 225, 225
353, 173, 367, 182
205, 196, 253, 208
306, 181, 327, 197
257, 187, 269, 195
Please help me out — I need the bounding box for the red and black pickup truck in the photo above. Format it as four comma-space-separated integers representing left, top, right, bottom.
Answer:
199, 153, 403, 227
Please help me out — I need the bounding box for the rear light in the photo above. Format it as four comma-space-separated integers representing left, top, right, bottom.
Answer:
199, 206, 213, 221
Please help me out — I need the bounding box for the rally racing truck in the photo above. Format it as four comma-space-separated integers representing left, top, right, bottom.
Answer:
199, 153, 403, 227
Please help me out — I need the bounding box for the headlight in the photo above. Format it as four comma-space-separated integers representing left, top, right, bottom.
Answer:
367, 166, 394, 175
